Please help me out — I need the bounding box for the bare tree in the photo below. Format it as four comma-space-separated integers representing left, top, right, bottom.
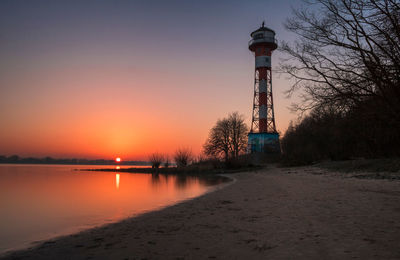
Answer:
203, 112, 249, 161
204, 117, 231, 161
229, 112, 249, 159
148, 152, 164, 169
173, 148, 193, 168
281, 0, 400, 116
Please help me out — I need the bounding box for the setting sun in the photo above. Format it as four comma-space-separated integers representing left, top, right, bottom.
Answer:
115, 157, 121, 162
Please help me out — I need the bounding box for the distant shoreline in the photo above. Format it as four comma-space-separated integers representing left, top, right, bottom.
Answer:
0, 162, 150, 166
0, 155, 150, 166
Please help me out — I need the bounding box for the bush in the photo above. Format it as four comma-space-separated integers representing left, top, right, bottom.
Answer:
164, 156, 170, 168
148, 153, 164, 169
173, 148, 193, 168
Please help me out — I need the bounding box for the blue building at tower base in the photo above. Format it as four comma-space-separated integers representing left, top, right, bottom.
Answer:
248, 132, 280, 154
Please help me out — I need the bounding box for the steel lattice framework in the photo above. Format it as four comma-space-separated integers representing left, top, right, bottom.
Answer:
250, 68, 277, 133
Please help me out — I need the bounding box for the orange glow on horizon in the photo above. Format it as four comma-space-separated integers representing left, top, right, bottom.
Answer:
0, 40, 295, 160
0, 2, 304, 160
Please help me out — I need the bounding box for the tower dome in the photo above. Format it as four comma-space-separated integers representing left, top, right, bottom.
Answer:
248, 22, 277, 52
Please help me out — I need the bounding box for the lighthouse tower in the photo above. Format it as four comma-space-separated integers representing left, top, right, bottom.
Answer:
248, 22, 280, 153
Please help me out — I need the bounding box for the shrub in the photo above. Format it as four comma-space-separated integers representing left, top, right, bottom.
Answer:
148, 152, 164, 169
174, 148, 193, 168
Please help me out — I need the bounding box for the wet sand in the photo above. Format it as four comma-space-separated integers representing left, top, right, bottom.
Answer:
2, 166, 400, 259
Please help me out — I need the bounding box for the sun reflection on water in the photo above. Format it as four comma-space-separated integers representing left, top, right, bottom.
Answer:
116, 173, 120, 189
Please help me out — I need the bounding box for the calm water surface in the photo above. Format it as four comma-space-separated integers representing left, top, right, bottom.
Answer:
0, 164, 227, 254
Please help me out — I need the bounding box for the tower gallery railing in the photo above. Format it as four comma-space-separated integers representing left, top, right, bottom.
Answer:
248, 37, 277, 47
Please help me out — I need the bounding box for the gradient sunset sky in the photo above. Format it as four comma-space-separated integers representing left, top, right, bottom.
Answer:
0, 0, 303, 160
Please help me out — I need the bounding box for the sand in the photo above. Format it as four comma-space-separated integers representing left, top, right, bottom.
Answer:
2, 166, 400, 260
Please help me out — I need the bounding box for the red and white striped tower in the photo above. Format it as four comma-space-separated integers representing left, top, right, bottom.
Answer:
248, 22, 280, 153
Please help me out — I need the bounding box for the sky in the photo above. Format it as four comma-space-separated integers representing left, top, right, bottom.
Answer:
0, 0, 304, 160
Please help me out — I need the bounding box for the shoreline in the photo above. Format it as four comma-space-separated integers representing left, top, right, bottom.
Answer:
81, 165, 263, 175
2, 166, 400, 259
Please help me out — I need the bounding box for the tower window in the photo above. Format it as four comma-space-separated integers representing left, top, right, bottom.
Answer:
254, 33, 263, 39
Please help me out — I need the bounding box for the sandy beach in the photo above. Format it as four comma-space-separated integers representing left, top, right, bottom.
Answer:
2, 166, 400, 260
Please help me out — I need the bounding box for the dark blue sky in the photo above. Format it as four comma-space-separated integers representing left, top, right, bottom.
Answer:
1, 0, 299, 57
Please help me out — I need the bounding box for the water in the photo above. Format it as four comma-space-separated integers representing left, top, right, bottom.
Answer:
0, 164, 227, 254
